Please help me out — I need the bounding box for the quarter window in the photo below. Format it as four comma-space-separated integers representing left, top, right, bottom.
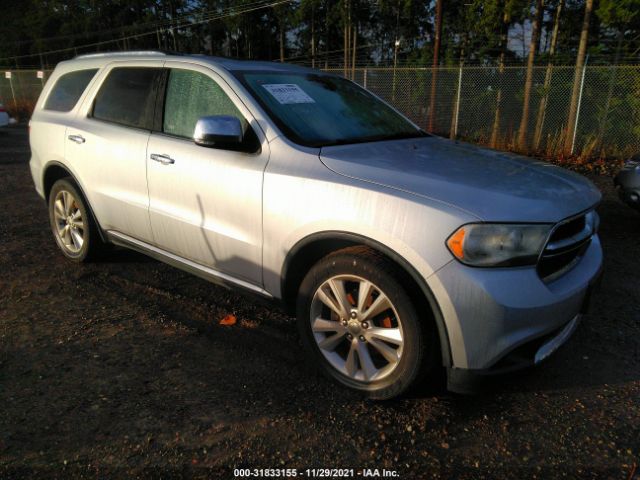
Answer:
44, 69, 98, 112
163, 69, 248, 138
92, 67, 162, 129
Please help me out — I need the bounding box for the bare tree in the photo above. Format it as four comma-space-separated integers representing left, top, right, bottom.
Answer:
279, 23, 285, 61
343, 0, 353, 76
351, 22, 357, 79
517, 0, 545, 151
533, 0, 564, 151
565, 0, 594, 153
490, 4, 511, 148
450, 31, 468, 139
428, 0, 443, 132
311, 2, 316, 68
595, 0, 639, 154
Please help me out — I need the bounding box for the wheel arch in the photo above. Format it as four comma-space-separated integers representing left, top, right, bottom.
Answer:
42, 161, 108, 243
281, 231, 452, 367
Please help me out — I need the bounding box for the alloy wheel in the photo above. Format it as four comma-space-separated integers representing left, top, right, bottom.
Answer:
310, 275, 404, 383
53, 190, 85, 254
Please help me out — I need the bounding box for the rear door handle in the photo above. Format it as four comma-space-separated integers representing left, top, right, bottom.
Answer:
150, 153, 175, 165
68, 134, 85, 144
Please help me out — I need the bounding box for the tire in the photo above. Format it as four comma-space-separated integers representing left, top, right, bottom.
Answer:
296, 246, 437, 400
48, 178, 107, 262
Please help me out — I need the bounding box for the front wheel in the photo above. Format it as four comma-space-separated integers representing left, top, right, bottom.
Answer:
297, 247, 436, 399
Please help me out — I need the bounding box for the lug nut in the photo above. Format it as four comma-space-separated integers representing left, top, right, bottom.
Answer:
361, 322, 369, 329
341, 320, 348, 326
346, 334, 353, 341
359, 335, 366, 342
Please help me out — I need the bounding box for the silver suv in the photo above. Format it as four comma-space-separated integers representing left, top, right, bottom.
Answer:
30, 52, 603, 398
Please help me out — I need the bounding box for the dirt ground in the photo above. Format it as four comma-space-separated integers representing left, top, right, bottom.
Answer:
0, 126, 638, 479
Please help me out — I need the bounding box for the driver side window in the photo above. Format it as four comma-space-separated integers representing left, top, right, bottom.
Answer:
163, 69, 248, 139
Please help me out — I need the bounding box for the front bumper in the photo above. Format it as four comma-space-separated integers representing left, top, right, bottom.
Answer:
446, 313, 587, 394
428, 234, 603, 378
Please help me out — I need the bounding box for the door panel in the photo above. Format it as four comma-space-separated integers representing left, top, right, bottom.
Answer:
65, 121, 153, 242
146, 64, 269, 285
65, 64, 164, 243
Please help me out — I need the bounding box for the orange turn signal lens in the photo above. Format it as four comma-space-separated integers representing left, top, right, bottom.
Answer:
447, 227, 466, 260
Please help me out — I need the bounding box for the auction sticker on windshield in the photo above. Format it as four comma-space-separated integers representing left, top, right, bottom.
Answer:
262, 84, 315, 104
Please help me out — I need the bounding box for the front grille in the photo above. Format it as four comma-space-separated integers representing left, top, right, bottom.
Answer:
537, 211, 596, 282
552, 215, 586, 239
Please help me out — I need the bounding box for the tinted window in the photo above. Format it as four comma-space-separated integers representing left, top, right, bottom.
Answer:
163, 69, 248, 138
235, 71, 425, 147
92, 68, 162, 129
44, 69, 98, 112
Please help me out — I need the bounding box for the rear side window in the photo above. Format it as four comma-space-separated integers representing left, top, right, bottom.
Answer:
92, 67, 162, 130
44, 69, 98, 112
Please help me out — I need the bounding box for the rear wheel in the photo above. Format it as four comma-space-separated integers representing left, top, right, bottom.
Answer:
48, 178, 106, 262
297, 247, 436, 399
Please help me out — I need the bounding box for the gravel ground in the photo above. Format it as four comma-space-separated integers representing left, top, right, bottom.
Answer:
0, 126, 638, 479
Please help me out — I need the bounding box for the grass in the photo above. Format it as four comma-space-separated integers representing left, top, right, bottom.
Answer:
465, 129, 626, 176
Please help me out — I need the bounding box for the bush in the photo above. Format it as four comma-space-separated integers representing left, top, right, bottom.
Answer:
4, 98, 36, 122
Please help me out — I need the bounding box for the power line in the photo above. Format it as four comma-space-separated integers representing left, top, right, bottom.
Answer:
283, 42, 379, 62
0, 0, 294, 63
282, 31, 431, 64
5, 0, 279, 47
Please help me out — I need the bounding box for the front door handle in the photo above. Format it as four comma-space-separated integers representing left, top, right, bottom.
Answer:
68, 134, 85, 144
150, 153, 175, 165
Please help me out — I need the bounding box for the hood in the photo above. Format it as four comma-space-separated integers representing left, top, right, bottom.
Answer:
319, 136, 601, 222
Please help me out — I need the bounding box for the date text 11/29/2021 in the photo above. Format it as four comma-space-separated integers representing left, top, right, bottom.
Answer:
233, 468, 400, 478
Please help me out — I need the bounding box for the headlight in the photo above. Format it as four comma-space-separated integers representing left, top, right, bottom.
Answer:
446, 223, 552, 267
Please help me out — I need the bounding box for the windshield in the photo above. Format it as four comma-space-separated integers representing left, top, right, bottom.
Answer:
234, 71, 427, 147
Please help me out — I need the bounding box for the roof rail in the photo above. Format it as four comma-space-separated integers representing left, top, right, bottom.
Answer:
74, 50, 178, 59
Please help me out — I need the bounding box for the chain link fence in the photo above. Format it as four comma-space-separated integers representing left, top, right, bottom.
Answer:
0, 70, 50, 120
2, 66, 639, 160
328, 65, 640, 160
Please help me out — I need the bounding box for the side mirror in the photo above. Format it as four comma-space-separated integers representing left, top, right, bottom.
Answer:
194, 115, 243, 147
